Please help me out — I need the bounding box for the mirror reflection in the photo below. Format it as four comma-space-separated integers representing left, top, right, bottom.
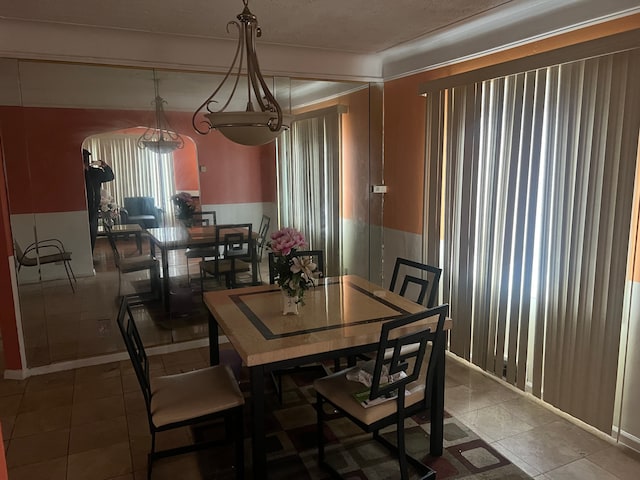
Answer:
0, 59, 378, 368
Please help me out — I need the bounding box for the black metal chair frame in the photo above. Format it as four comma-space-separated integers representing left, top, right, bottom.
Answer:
14, 238, 77, 292
389, 257, 443, 308
116, 298, 244, 479
316, 304, 448, 480
105, 227, 160, 303
255, 215, 271, 282
185, 210, 217, 282
199, 223, 253, 293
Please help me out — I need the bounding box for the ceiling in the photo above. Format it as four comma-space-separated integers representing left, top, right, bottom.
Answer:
1, 0, 638, 77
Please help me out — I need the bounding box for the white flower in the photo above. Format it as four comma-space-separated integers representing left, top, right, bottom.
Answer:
290, 256, 317, 286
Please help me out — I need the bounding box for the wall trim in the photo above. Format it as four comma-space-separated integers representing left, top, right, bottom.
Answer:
3, 336, 228, 380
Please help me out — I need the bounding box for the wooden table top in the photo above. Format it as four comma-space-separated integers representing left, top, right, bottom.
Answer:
204, 275, 451, 367
146, 225, 255, 249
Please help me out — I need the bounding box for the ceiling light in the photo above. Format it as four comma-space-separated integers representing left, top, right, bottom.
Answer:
192, 0, 292, 146
138, 71, 184, 154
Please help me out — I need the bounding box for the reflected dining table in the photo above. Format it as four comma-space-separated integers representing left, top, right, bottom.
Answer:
203, 275, 452, 478
146, 226, 258, 310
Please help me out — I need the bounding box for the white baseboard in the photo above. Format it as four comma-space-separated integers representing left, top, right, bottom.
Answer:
3, 336, 229, 380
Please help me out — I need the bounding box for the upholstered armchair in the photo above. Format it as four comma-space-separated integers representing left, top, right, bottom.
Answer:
121, 196, 162, 228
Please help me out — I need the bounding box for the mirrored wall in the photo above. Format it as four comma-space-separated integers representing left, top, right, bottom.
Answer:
0, 59, 382, 368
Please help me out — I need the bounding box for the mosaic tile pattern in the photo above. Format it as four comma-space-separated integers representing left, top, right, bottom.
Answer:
195, 367, 533, 479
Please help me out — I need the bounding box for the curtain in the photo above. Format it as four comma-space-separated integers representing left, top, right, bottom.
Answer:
276, 109, 342, 276
84, 134, 177, 225
424, 49, 640, 432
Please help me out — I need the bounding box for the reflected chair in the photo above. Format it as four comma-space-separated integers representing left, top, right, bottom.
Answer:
106, 228, 160, 301
390, 257, 442, 308
314, 304, 448, 480
255, 215, 271, 282
116, 298, 245, 479
14, 238, 77, 292
268, 249, 326, 403
200, 223, 253, 292
185, 210, 218, 282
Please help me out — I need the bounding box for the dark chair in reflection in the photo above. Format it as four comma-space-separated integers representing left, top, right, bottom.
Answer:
314, 305, 448, 480
14, 238, 77, 292
121, 196, 162, 228
105, 227, 160, 301
116, 297, 245, 480
255, 214, 271, 282
200, 223, 253, 291
185, 210, 217, 282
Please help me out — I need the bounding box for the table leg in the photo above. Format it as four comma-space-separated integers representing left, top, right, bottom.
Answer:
208, 312, 219, 366
429, 334, 445, 456
250, 366, 267, 479
135, 232, 142, 254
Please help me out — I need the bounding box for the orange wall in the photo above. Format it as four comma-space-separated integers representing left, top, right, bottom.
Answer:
0, 107, 276, 215
383, 14, 640, 236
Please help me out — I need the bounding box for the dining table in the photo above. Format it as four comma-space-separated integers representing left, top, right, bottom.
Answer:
146, 225, 258, 310
203, 274, 452, 478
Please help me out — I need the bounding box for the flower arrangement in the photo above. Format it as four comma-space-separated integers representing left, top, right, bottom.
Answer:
268, 227, 318, 305
171, 192, 196, 221
99, 189, 120, 227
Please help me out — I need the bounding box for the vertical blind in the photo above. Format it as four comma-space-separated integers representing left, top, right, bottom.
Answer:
276, 109, 343, 276
424, 49, 640, 432
84, 134, 177, 225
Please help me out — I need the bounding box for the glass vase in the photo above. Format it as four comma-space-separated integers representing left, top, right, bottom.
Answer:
281, 289, 299, 315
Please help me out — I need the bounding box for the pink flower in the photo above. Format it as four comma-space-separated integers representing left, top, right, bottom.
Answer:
269, 227, 306, 256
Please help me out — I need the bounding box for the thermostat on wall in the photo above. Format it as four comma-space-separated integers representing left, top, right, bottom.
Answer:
371, 185, 388, 194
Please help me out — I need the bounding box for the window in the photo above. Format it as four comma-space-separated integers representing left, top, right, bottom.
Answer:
424, 49, 640, 432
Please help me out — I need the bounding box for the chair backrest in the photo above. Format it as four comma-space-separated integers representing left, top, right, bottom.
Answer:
193, 210, 217, 227
12, 241, 31, 266
124, 196, 157, 216
223, 232, 249, 259
268, 249, 325, 285
216, 223, 253, 259
256, 215, 271, 261
116, 297, 152, 410
369, 304, 449, 404
389, 257, 442, 308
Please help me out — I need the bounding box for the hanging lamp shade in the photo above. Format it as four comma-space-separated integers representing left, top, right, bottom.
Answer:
138, 74, 184, 154
192, 0, 292, 146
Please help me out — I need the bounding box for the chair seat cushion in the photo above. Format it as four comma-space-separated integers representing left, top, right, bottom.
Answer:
151, 365, 244, 428
127, 215, 156, 221
313, 364, 426, 426
201, 259, 251, 275
119, 255, 158, 273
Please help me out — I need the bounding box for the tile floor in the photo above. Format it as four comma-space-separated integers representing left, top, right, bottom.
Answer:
1, 347, 639, 480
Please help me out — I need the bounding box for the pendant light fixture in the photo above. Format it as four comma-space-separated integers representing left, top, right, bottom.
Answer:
192, 0, 292, 146
138, 70, 184, 154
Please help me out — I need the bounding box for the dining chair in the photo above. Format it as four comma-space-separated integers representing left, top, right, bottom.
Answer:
14, 238, 77, 292
314, 304, 448, 480
390, 257, 443, 308
184, 210, 218, 282
116, 297, 245, 479
106, 227, 160, 301
268, 249, 326, 403
200, 223, 253, 292
346, 258, 443, 367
